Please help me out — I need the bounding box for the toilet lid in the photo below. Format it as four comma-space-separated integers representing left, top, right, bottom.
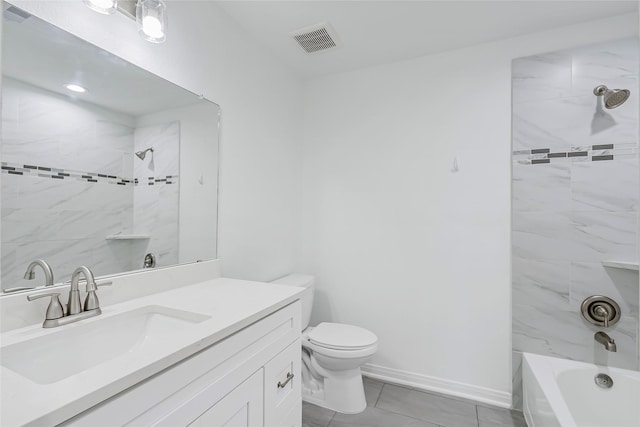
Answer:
307, 322, 377, 350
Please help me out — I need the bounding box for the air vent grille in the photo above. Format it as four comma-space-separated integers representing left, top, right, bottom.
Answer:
291, 22, 340, 54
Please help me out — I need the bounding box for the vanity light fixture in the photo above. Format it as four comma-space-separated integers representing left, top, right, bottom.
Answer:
136, 0, 167, 43
65, 84, 87, 93
83, 0, 167, 44
83, 0, 118, 15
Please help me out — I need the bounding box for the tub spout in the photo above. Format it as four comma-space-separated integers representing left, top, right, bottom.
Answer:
595, 331, 617, 352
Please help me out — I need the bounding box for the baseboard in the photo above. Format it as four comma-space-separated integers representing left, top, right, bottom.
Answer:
361, 363, 512, 409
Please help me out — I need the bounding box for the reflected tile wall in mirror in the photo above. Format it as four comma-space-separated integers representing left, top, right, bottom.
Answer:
0, 3, 219, 290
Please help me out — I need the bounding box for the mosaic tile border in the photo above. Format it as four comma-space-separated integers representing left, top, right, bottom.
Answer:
0, 162, 178, 186
512, 143, 638, 165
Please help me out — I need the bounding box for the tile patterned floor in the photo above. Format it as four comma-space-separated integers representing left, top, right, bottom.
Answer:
302, 378, 527, 427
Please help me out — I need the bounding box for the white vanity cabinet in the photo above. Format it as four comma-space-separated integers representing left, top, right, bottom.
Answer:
60, 301, 302, 427
189, 369, 264, 427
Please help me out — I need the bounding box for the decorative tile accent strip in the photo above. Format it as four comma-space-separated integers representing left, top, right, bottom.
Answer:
512, 143, 636, 165
568, 151, 588, 157
592, 155, 614, 161
0, 162, 178, 186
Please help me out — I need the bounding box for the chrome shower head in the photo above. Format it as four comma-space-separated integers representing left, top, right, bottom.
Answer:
135, 147, 154, 160
594, 85, 630, 109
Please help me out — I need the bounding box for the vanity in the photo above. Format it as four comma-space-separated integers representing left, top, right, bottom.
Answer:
0, 260, 304, 426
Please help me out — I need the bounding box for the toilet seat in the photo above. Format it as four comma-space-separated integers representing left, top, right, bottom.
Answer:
305, 322, 377, 351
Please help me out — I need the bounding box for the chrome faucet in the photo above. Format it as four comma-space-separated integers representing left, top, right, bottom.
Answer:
5, 260, 56, 293
68, 266, 96, 315
595, 331, 617, 352
23, 259, 55, 286
28, 266, 111, 328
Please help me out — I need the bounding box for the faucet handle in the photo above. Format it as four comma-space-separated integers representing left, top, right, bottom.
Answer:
27, 292, 64, 320
83, 281, 111, 311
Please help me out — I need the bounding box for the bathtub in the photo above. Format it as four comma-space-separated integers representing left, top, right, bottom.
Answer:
522, 352, 640, 427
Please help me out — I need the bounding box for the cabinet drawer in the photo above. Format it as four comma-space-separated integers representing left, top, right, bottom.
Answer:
264, 340, 301, 427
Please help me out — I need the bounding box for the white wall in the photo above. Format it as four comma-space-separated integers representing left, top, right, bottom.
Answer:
298, 13, 638, 406
7, 0, 304, 281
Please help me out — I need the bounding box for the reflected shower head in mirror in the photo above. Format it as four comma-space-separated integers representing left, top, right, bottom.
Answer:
135, 147, 154, 160
593, 85, 630, 109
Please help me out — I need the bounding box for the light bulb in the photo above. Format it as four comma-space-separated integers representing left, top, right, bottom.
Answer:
137, 0, 167, 43
65, 84, 87, 93
142, 16, 163, 39
83, 0, 117, 15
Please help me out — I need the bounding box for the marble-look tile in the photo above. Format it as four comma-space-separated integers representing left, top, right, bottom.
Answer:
513, 95, 637, 151
477, 406, 526, 427
330, 405, 439, 427
58, 144, 127, 176
511, 352, 523, 411
570, 262, 639, 316
571, 37, 639, 98
512, 212, 577, 262
96, 120, 135, 152
134, 121, 180, 177
512, 52, 572, 104
2, 78, 21, 124
570, 211, 637, 263
376, 384, 478, 427
512, 257, 570, 307
1, 208, 61, 244
571, 158, 638, 212
133, 185, 160, 233
512, 160, 571, 212
513, 304, 637, 370
1, 174, 22, 210
4, 238, 96, 287
1, 243, 19, 289
1, 135, 61, 166
302, 402, 335, 427
512, 101, 570, 152
363, 377, 383, 406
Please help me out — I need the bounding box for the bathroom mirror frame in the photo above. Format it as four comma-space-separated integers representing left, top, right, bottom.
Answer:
0, 2, 220, 294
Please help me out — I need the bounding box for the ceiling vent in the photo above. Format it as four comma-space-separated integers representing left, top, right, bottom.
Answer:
291, 22, 340, 54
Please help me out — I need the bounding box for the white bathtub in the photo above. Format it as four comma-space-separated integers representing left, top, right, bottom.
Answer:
522, 352, 640, 427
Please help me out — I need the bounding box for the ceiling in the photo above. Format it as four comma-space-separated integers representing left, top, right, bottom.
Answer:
216, 1, 639, 79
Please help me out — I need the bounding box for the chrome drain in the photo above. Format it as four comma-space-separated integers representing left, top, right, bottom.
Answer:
594, 373, 613, 389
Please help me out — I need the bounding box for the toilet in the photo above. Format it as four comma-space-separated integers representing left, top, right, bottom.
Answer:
271, 274, 377, 414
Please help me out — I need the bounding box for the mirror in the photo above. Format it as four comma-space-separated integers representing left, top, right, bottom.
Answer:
1, 3, 219, 292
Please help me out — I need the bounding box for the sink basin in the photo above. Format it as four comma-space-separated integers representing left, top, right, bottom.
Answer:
1, 305, 210, 384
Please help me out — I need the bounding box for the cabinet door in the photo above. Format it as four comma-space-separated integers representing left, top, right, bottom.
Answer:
190, 370, 264, 427
264, 341, 301, 427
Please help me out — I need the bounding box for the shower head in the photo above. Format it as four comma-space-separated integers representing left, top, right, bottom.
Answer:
593, 85, 630, 109
135, 147, 154, 160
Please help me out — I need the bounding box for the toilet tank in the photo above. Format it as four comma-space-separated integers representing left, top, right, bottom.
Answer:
270, 274, 314, 330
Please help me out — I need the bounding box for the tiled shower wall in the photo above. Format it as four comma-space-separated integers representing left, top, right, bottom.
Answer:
1, 78, 180, 287
511, 37, 639, 401
132, 122, 180, 268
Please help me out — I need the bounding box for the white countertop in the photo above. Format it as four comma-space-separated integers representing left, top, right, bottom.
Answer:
0, 277, 303, 427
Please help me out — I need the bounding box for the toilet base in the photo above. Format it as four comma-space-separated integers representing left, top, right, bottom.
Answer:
301, 366, 367, 414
